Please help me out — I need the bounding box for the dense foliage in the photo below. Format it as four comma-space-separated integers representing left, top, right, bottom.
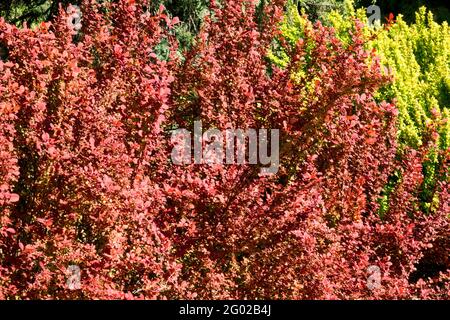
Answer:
324, 5, 450, 217
272, 2, 450, 204
0, 0, 448, 299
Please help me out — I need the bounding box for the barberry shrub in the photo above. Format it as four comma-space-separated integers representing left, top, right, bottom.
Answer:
0, 0, 448, 299
0, 0, 183, 299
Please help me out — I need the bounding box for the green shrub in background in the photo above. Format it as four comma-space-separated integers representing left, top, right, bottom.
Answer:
290, 0, 347, 21
371, 8, 450, 149
0, 0, 76, 26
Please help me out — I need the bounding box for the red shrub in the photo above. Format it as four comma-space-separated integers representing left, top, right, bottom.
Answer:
0, 0, 448, 299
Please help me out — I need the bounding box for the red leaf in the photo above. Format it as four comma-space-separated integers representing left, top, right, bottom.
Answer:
9, 193, 20, 202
